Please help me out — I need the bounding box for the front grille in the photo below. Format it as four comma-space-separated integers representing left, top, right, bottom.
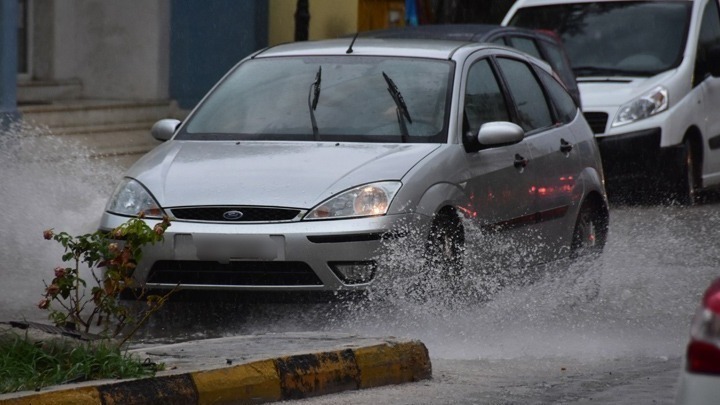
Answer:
169, 206, 302, 222
148, 260, 323, 286
583, 112, 609, 134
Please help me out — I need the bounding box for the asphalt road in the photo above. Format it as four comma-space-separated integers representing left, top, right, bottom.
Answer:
126, 200, 717, 404
2, 129, 718, 403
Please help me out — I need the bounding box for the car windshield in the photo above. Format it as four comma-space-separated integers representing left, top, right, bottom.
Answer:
509, 2, 692, 77
178, 56, 453, 143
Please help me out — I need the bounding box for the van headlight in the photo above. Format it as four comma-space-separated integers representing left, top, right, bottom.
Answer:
305, 181, 401, 220
612, 86, 668, 127
105, 178, 165, 218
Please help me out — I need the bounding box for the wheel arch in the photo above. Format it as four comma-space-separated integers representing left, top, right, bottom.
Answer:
413, 182, 469, 219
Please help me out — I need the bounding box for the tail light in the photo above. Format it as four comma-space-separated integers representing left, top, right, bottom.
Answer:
686, 278, 720, 374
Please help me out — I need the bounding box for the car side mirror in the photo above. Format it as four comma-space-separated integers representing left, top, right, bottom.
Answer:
151, 119, 181, 141
476, 121, 525, 149
708, 45, 720, 78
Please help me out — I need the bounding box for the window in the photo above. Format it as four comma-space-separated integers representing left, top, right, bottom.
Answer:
537, 69, 577, 124
508, 36, 542, 60
694, 0, 720, 86
182, 56, 453, 143
17, 0, 30, 76
463, 59, 510, 136
496, 58, 553, 132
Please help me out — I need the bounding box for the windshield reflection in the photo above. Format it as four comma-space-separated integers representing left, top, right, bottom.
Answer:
511, 2, 692, 77
179, 56, 453, 143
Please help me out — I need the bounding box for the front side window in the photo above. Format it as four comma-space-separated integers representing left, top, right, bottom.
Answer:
463, 58, 510, 136
510, 2, 692, 77
179, 56, 453, 143
496, 58, 553, 132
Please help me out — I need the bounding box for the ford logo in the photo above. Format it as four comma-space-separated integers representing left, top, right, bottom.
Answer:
222, 210, 244, 220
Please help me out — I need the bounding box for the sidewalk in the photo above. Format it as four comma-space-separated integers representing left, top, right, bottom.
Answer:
0, 331, 431, 404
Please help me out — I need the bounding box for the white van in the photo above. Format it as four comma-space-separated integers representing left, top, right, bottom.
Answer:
503, 0, 720, 204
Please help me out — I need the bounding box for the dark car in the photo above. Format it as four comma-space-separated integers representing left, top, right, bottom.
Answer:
359, 24, 581, 107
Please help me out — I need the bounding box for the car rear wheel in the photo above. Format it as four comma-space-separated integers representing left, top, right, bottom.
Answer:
570, 199, 608, 259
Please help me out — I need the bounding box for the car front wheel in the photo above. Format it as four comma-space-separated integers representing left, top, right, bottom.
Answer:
673, 138, 698, 205
423, 209, 465, 278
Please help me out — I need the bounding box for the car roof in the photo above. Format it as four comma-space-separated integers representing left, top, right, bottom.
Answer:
359, 24, 555, 43
254, 38, 480, 60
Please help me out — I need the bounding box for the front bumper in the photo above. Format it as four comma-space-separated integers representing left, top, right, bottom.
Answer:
99, 212, 427, 292
595, 128, 683, 181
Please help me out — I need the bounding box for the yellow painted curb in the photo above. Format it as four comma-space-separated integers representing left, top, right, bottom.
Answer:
193, 359, 281, 404
0, 340, 431, 405
0, 386, 101, 405
354, 342, 432, 388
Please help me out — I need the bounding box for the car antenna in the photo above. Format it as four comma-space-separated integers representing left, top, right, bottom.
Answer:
346, 33, 359, 54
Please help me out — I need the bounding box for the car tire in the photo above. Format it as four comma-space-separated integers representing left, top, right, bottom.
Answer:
673, 138, 698, 206
570, 199, 608, 259
423, 209, 465, 278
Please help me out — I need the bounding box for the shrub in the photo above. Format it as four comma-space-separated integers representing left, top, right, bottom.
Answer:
39, 215, 173, 345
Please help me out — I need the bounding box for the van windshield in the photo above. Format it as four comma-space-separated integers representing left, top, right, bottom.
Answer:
509, 2, 692, 77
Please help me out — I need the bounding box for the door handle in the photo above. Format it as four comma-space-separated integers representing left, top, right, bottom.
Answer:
514, 153, 529, 169
560, 138, 573, 154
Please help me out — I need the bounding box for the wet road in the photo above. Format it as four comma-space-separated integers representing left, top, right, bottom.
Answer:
125, 200, 718, 403
2, 128, 718, 402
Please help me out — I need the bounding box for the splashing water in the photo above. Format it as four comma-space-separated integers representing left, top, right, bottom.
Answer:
0, 121, 126, 322
10, 118, 711, 364
132, 203, 720, 363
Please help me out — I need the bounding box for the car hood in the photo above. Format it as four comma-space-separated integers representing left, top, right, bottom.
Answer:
127, 141, 440, 208
576, 69, 677, 109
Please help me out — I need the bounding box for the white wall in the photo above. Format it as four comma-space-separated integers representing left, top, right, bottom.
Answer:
34, 0, 170, 100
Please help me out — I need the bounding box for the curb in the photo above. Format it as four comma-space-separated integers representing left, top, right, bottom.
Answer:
1, 340, 431, 404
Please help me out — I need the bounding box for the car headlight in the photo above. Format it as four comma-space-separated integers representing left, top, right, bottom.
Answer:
612, 86, 668, 127
305, 181, 401, 220
105, 178, 164, 218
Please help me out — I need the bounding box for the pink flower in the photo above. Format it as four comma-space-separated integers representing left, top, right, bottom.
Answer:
46, 284, 60, 297
54, 267, 66, 278
38, 298, 50, 309
43, 229, 54, 240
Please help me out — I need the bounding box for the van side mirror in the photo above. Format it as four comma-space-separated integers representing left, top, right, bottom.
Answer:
476, 121, 525, 149
151, 119, 181, 141
707, 45, 720, 78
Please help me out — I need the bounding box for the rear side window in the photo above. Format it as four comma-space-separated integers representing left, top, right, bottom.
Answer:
537, 69, 577, 124
538, 40, 575, 87
496, 57, 553, 132
508, 36, 543, 59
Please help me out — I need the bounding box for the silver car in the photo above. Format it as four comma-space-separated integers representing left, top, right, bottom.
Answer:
100, 38, 609, 293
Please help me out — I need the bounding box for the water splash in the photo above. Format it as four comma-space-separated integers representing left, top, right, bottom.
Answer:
0, 121, 125, 322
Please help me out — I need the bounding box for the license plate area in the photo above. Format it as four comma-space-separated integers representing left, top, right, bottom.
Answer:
184, 234, 285, 262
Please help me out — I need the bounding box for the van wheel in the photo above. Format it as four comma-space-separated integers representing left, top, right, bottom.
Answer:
674, 138, 698, 205
423, 210, 465, 278
570, 199, 607, 259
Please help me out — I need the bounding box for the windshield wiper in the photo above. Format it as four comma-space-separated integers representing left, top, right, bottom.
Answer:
308, 66, 322, 140
382, 72, 412, 142
573, 65, 656, 77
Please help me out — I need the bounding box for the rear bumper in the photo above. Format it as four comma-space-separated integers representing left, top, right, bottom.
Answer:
676, 368, 720, 405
